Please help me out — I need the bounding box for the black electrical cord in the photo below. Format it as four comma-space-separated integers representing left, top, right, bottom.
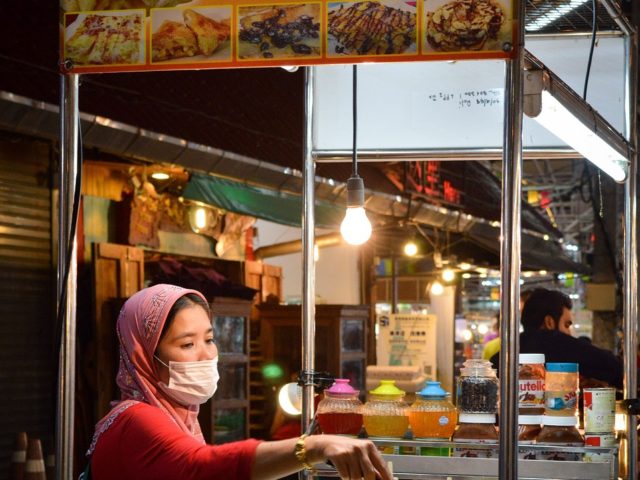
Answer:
583, 0, 598, 101
352, 65, 358, 177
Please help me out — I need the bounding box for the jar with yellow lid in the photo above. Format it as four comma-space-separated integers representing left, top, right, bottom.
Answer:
362, 380, 409, 438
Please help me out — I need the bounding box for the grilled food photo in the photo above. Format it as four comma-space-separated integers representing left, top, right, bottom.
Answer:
327, 1, 417, 56
425, 0, 505, 52
62, 0, 193, 12
238, 4, 321, 60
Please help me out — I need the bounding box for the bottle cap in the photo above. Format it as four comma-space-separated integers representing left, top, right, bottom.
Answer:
325, 378, 359, 396
417, 381, 447, 399
546, 363, 579, 373
519, 354, 545, 364
542, 415, 579, 426
369, 380, 405, 397
458, 413, 496, 424
518, 415, 542, 425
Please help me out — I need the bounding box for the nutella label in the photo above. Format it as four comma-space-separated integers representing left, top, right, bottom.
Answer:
453, 439, 498, 458
519, 379, 545, 409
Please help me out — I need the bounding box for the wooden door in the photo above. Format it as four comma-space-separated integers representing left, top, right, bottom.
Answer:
92, 242, 144, 417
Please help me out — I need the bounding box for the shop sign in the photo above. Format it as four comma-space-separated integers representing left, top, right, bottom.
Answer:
60, 0, 516, 74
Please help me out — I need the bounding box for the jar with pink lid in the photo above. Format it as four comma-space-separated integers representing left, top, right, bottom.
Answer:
316, 379, 363, 435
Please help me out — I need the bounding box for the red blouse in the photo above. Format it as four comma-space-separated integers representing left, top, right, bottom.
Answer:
92, 402, 261, 480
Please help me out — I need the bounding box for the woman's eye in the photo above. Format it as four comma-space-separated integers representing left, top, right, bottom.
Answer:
181, 342, 194, 349
206, 338, 215, 344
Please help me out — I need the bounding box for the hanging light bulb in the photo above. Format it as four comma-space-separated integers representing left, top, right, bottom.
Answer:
403, 240, 418, 256
340, 65, 372, 246
314, 244, 319, 262
442, 268, 455, 282
194, 207, 207, 230
430, 280, 444, 296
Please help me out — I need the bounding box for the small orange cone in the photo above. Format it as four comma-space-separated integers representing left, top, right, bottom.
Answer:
24, 439, 45, 480
9, 432, 27, 480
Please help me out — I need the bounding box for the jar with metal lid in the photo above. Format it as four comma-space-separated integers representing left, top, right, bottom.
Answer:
409, 381, 457, 439
362, 380, 409, 438
545, 363, 579, 416
536, 415, 584, 461
316, 379, 363, 435
456, 359, 499, 414
518, 415, 542, 459
452, 413, 498, 458
518, 353, 545, 415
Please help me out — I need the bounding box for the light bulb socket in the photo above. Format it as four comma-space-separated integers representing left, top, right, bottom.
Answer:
346, 175, 365, 208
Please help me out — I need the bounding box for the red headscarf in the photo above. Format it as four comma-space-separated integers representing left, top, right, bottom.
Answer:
88, 284, 210, 455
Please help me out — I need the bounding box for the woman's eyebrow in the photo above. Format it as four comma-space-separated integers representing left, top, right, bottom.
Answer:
172, 327, 213, 340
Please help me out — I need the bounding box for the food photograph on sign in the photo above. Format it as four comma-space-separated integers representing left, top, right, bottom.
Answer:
64, 11, 145, 66
237, 3, 322, 60
62, 0, 193, 11
422, 0, 511, 54
326, 0, 417, 57
151, 7, 232, 63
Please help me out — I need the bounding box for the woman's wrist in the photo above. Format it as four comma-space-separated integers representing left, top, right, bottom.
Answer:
298, 434, 324, 465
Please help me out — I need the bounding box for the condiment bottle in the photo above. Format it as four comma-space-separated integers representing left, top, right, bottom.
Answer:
545, 363, 579, 416
409, 381, 457, 439
536, 415, 584, 461
518, 415, 542, 459
452, 413, 498, 458
456, 359, 499, 414
362, 380, 409, 438
316, 378, 363, 435
518, 354, 545, 415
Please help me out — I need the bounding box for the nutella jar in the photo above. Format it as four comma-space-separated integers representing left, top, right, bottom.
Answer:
536, 415, 584, 461
518, 354, 545, 415
518, 415, 542, 460
452, 413, 498, 458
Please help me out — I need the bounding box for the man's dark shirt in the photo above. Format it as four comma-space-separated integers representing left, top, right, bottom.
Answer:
490, 329, 623, 389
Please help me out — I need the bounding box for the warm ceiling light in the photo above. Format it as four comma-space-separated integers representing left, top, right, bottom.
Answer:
430, 280, 444, 296
151, 171, 170, 180
524, 60, 629, 183
459, 262, 472, 270
403, 240, 418, 257
442, 268, 455, 282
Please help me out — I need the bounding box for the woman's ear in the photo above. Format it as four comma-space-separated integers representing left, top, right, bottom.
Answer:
543, 315, 556, 330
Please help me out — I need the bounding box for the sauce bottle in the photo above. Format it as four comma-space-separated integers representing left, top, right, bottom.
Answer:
316, 379, 363, 436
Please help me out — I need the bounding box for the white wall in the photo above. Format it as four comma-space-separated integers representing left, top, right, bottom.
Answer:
255, 219, 361, 304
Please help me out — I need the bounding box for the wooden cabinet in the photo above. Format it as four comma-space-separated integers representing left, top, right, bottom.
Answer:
258, 304, 369, 390
199, 298, 252, 444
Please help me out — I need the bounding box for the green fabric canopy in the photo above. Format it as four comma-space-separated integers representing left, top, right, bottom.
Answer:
183, 172, 344, 229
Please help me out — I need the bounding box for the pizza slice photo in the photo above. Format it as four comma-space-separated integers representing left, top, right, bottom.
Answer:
151, 20, 199, 61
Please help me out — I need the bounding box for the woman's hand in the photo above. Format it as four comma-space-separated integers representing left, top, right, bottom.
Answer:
305, 435, 393, 480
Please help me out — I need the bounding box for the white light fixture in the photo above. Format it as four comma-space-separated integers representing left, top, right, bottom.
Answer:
281, 66, 299, 73
278, 382, 302, 416
524, 59, 630, 183
403, 240, 418, 257
478, 324, 489, 335
461, 329, 473, 342
430, 280, 444, 296
458, 262, 472, 271
340, 65, 372, 246
151, 171, 170, 181
442, 268, 455, 282
194, 207, 207, 230
525, 0, 588, 32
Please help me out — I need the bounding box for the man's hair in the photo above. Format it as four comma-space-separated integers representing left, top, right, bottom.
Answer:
521, 288, 572, 331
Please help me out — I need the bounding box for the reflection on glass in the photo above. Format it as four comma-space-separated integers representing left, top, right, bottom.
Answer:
342, 319, 364, 352
215, 364, 246, 400
341, 359, 365, 390
214, 408, 246, 444
213, 315, 245, 354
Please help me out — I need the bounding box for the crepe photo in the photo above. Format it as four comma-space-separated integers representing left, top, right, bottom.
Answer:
64, 11, 145, 66
423, 0, 510, 53
62, 0, 193, 12
327, 1, 417, 57
151, 7, 231, 63
237, 3, 321, 60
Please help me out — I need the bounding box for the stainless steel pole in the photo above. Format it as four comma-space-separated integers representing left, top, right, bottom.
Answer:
498, 0, 525, 478
300, 66, 317, 477
622, 20, 638, 480
56, 73, 79, 480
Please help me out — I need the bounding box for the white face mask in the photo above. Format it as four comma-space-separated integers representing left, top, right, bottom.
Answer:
155, 356, 219, 406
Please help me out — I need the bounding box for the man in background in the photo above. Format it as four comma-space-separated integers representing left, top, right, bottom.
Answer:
491, 288, 622, 389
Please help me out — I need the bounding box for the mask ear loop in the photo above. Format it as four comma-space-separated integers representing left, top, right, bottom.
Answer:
154, 355, 170, 369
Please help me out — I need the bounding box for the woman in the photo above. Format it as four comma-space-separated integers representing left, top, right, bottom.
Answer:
88, 284, 391, 480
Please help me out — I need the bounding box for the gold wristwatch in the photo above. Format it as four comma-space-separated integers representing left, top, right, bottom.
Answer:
294, 434, 315, 471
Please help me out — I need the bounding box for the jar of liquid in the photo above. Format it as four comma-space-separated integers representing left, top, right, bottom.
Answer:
316, 379, 363, 436
519, 354, 545, 415
362, 380, 409, 438
545, 363, 579, 416
518, 415, 542, 459
452, 413, 498, 458
536, 415, 584, 461
409, 381, 457, 439
456, 359, 499, 414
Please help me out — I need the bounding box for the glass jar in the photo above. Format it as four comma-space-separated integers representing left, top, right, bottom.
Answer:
536, 415, 584, 461
518, 353, 545, 415
545, 363, 579, 416
316, 378, 363, 435
452, 413, 498, 458
456, 359, 499, 414
518, 415, 542, 459
409, 381, 457, 439
362, 380, 409, 438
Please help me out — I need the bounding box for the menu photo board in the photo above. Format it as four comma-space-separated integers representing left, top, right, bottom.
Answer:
60, 0, 516, 73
